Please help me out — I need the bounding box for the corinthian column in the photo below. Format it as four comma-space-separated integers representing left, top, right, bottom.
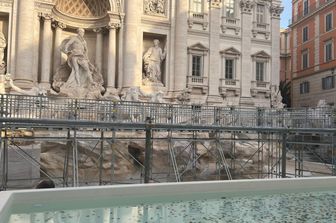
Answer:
207, 1, 222, 104
123, 0, 141, 88
239, 0, 254, 106
14, 0, 35, 88
270, 5, 283, 89
40, 13, 53, 88
106, 23, 117, 89
174, 0, 188, 93
53, 22, 66, 74
94, 28, 103, 72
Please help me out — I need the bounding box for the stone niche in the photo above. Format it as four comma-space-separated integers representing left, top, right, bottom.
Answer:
142, 32, 167, 87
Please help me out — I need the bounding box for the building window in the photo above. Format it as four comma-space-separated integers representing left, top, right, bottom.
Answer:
322, 76, 335, 90
192, 55, 202, 76
256, 4, 265, 24
326, 13, 333, 32
325, 40, 333, 62
303, 0, 309, 16
300, 81, 310, 94
225, 0, 235, 18
192, 0, 203, 13
302, 50, 309, 69
256, 62, 265, 81
225, 59, 234, 79
303, 26, 308, 42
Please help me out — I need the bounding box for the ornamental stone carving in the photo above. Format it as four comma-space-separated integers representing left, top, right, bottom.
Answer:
55, 0, 111, 18
240, 0, 254, 14
144, 0, 166, 16
210, 0, 222, 8
270, 5, 284, 18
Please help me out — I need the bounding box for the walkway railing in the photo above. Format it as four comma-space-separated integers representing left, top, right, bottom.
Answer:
0, 94, 335, 129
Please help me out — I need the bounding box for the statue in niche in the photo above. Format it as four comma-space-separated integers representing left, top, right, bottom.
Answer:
53, 28, 104, 99
143, 39, 166, 85
0, 32, 6, 75
144, 0, 166, 15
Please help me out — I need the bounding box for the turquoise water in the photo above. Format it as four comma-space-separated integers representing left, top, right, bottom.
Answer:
8, 190, 336, 223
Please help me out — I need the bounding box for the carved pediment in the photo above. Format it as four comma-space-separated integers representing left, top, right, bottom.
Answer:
252, 50, 271, 58
220, 47, 241, 55
188, 43, 209, 52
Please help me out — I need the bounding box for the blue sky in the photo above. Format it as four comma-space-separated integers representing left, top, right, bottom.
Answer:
281, 0, 292, 28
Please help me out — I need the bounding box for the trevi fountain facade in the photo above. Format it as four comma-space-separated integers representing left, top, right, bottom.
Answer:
0, 0, 283, 106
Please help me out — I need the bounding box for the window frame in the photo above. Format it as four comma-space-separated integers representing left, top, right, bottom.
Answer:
256, 61, 265, 82
302, 49, 309, 69
225, 0, 235, 18
302, 26, 308, 42
324, 40, 333, 62
225, 58, 235, 79
322, 76, 335, 90
303, 0, 309, 16
191, 55, 203, 77
256, 4, 265, 24
325, 12, 333, 32
300, 81, 310, 94
191, 0, 203, 13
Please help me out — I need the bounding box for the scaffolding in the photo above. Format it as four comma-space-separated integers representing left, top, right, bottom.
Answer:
0, 94, 335, 190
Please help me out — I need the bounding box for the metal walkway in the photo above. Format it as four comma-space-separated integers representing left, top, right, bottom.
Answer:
0, 94, 335, 189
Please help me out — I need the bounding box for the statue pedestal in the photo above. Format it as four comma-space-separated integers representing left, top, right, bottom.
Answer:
141, 84, 167, 96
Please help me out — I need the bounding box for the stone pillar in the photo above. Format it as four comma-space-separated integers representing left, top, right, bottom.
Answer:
174, 0, 188, 92
40, 13, 53, 88
239, 0, 254, 106
123, 0, 141, 88
94, 28, 103, 73
106, 23, 117, 89
118, 18, 125, 88
53, 22, 66, 74
14, 0, 35, 88
207, 1, 222, 104
270, 5, 283, 88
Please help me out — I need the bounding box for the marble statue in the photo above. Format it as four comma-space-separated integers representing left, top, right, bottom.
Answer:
270, 86, 284, 109
122, 87, 145, 101
317, 99, 328, 108
144, 0, 166, 15
0, 32, 6, 74
177, 89, 191, 104
53, 28, 104, 99
149, 90, 165, 103
143, 39, 166, 84
104, 88, 121, 102
0, 73, 47, 96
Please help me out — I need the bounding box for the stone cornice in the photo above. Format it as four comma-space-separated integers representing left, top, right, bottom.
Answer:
0, 0, 13, 8
39, 12, 52, 20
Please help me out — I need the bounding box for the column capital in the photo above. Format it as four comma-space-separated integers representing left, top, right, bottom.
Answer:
52, 21, 66, 30
210, 0, 222, 8
93, 28, 104, 33
240, 0, 254, 14
39, 12, 52, 20
270, 5, 284, 19
106, 22, 120, 30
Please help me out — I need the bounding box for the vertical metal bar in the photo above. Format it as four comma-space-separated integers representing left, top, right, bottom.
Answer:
63, 129, 71, 187
110, 129, 115, 184
144, 117, 152, 183
72, 128, 79, 187
281, 132, 287, 178
99, 130, 104, 185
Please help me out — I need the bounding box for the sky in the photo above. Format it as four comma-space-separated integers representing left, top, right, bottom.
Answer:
281, 0, 292, 28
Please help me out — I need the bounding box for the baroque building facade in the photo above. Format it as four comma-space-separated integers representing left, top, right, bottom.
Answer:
290, 0, 336, 107
0, 0, 282, 107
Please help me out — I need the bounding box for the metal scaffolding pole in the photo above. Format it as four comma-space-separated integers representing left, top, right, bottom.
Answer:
144, 118, 152, 183
281, 133, 287, 178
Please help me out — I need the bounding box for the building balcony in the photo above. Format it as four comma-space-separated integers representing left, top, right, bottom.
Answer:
219, 78, 240, 97
188, 11, 209, 30
221, 16, 240, 35
251, 81, 271, 97
252, 22, 270, 39
187, 76, 208, 94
